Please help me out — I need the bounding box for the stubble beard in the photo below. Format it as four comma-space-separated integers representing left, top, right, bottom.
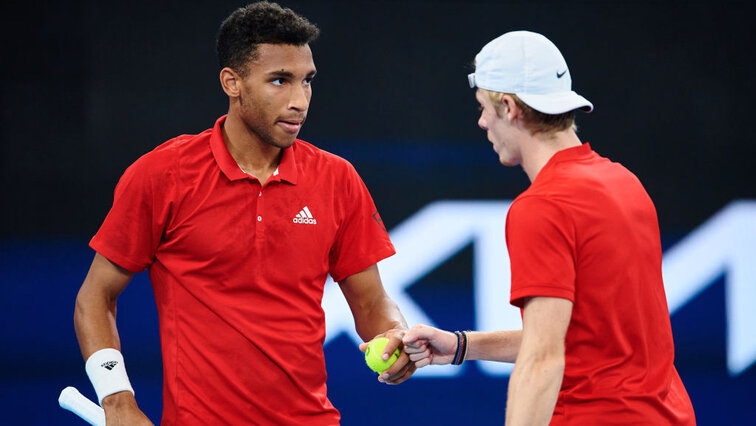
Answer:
239, 94, 296, 149
251, 122, 293, 149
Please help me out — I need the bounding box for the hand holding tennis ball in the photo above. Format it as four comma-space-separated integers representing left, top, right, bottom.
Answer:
364, 337, 400, 374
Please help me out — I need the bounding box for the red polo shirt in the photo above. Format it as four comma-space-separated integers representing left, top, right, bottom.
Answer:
506, 144, 695, 424
91, 115, 395, 425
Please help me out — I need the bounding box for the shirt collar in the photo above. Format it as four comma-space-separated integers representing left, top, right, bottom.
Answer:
532, 143, 594, 183
545, 142, 593, 167
271, 142, 298, 185
210, 115, 299, 185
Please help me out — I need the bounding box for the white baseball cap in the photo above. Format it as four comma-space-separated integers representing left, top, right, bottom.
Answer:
468, 31, 593, 114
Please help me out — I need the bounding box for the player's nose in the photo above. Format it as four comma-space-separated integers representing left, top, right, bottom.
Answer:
288, 85, 310, 111
478, 114, 488, 130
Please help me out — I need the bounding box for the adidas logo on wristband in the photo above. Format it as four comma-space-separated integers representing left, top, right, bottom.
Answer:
101, 361, 118, 371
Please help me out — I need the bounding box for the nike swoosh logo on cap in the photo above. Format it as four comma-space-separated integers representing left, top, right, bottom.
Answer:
557, 69, 567, 78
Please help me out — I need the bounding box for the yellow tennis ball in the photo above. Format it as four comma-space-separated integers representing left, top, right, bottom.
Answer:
364, 337, 400, 374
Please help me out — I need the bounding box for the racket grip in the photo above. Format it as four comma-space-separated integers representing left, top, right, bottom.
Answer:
59, 386, 106, 426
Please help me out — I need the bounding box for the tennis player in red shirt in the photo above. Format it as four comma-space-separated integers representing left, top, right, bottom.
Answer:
403, 31, 696, 425
73, 2, 417, 424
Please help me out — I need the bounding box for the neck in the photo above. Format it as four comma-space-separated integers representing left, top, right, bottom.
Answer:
520, 128, 582, 183
222, 111, 282, 184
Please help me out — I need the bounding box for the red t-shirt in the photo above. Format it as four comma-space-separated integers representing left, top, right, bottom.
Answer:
507, 144, 695, 425
91, 115, 395, 425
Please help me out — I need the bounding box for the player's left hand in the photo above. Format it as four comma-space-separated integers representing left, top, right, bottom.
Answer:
359, 328, 423, 385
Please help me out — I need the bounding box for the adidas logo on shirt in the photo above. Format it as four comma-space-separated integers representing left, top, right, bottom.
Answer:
293, 206, 317, 224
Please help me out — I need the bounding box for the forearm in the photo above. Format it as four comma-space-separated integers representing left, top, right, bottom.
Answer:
74, 253, 132, 360
75, 283, 146, 415
338, 264, 407, 342
505, 354, 564, 426
353, 294, 407, 341
466, 330, 521, 363
74, 285, 122, 359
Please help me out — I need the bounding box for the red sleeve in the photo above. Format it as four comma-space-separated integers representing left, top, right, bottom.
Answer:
89, 150, 176, 272
506, 196, 576, 308
328, 162, 395, 282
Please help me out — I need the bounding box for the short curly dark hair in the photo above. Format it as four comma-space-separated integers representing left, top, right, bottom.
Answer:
216, 1, 320, 76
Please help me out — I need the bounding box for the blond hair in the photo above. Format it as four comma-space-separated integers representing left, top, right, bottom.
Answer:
484, 89, 577, 135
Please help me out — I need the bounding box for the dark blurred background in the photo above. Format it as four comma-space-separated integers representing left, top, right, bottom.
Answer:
2, 1, 754, 424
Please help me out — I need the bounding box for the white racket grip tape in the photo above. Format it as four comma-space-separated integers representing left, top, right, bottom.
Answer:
85, 348, 135, 404
59, 386, 106, 426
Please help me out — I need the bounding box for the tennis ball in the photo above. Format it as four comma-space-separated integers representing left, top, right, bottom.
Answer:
364, 337, 400, 374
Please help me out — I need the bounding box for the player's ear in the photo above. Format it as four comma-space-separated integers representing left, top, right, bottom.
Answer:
500, 94, 519, 122
220, 67, 241, 98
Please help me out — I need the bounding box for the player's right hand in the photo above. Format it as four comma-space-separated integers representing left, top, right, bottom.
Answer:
402, 324, 458, 368
102, 391, 153, 426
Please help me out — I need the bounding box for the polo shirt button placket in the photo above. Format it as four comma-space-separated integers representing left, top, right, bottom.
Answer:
255, 185, 265, 240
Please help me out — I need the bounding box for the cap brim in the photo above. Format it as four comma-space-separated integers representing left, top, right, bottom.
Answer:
516, 91, 593, 114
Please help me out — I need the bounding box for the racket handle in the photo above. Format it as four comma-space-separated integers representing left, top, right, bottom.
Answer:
59, 386, 106, 426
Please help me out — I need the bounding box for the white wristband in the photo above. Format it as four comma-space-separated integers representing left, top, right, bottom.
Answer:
85, 348, 135, 405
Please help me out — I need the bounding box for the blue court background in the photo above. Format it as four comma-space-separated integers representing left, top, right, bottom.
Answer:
2, 234, 754, 425
2, 0, 756, 424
